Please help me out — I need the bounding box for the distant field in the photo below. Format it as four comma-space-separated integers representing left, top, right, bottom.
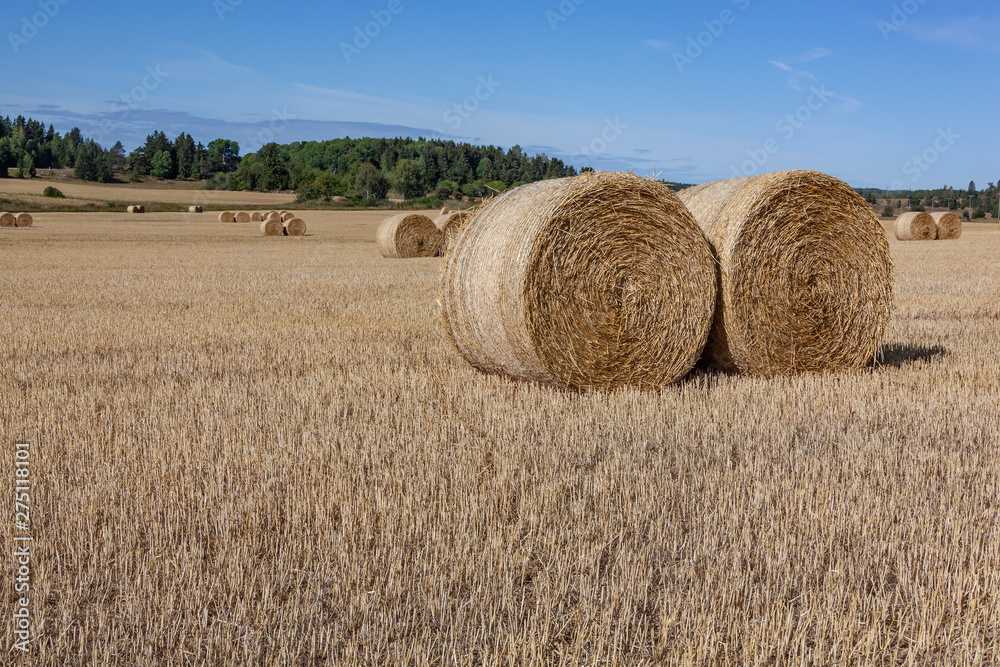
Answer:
1, 213, 999, 664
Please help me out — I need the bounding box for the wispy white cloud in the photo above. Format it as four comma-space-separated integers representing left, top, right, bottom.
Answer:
798, 47, 833, 61
769, 60, 793, 72
769, 60, 861, 112
906, 16, 1000, 52
644, 39, 678, 52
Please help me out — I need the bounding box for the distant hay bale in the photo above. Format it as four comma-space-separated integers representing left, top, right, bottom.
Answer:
251, 211, 263, 222
442, 172, 717, 390
434, 210, 474, 254
376, 213, 441, 258
283, 218, 306, 236
281, 212, 296, 222
440, 207, 450, 215
188, 206, 203, 213
0, 212, 16, 227
127, 205, 137, 213
265, 211, 281, 221
235, 212, 251, 223
218, 211, 235, 223
894, 212, 936, 241
279, 210, 289, 217
14, 213, 33, 227
136, 205, 145, 213
260, 217, 283, 236
331, 196, 346, 203
678, 169, 893, 376
930, 211, 962, 240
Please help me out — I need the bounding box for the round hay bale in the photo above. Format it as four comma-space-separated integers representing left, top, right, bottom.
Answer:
136, 205, 145, 213
279, 210, 289, 218
251, 211, 263, 222
126, 205, 137, 213
260, 218, 283, 236
894, 212, 936, 241
235, 211, 251, 223
440, 207, 450, 215
442, 172, 717, 390
281, 212, 296, 222
14, 213, 33, 228
930, 211, 962, 240
376, 214, 441, 258
283, 218, 306, 236
218, 211, 235, 223
434, 210, 474, 254
678, 169, 893, 376
265, 211, 281, 221
0, 212, 15, 227
188, 205, 203, 213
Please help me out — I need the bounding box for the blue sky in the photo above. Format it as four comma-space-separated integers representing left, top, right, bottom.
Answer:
2, 0, 997, 188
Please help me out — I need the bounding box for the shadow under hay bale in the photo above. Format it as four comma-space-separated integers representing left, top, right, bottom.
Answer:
874, 343, 946, 368
678, 169, 894, 376
442, 171, 717, 391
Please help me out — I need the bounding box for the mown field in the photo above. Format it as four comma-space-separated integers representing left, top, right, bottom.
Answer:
2, 211, 999, 665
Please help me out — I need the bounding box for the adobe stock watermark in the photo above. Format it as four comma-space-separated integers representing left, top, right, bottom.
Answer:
731, 85, 836, 178
12, 443, 33, 654
245, 107, 296, 154
888, 127, 960, 189
878, 0, 929, 40
546, 0, 586, 31
432, 76, 502, 136
88, 65, 170, 147
574, 117, 628, 168
673, 0, 751, 74
8, 0, 71, 54
213, 0, 242, 21
341, 0, 405, 63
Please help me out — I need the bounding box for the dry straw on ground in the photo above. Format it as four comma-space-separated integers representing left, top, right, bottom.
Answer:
260, 217, 283, 236
188, 206, 203, 213
894, 212, 937, 241
235, 212, 251, 223
931, 211, 962, 240
283, 218, 306, 236
251, 211, 263, 222
218, 211, 235, 223
0, 212, 15, 227
376, 214, 441, 258
434, 210, 474, 254
442, 171, 717, 390
678, 169, 893, 376
14, 213, 33, 227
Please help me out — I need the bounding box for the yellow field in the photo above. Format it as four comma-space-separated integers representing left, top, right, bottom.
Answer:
1, 213, 999, 664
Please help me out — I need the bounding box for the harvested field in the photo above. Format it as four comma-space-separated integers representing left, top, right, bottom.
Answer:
1, 212, 999, 664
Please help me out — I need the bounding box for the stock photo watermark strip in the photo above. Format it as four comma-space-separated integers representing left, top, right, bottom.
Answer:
11, 443, 33, 654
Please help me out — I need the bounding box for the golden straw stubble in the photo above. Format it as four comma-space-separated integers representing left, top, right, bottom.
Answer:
376, 214, 441, 258
679, 169, 894, 376
442, 172, 717, 390
930, 211, 962, 240
894, 211, 937, 241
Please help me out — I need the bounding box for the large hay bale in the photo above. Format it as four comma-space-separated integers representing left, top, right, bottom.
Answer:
894, 212, 936, 241
442, 172, 717, 390
0, 212, 16, 227
188, 205, 203, 213
930, 211, 962, 240
260, 218, 283, 236
14, 213, 33, 227
251, 211, 263, 222
283, 218, 306, 236
376, 214, 441, 258
434, 210, 474, 254
235, 211, 251, 223
218, 211, 235, 223
678, 169, 893, 376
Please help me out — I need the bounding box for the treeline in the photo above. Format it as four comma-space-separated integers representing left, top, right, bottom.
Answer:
857, 182, 999, 217
223, 138, 579, 202
0, 110, 241, 184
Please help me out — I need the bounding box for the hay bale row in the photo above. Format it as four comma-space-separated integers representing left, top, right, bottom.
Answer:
259, 212, 307, 236
441, 169, 894, 389
0, 212, 32, 228
188, 205, 203, 213
678, 170, 892, 376
376, 214, 441, 258
442, 172, 717, 390
126, 205, 145, 214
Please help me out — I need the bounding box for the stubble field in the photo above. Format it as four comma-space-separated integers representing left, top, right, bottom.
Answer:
2, 211, 999, 665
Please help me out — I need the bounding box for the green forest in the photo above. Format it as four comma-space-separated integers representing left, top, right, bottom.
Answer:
2, 109, 997, 214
